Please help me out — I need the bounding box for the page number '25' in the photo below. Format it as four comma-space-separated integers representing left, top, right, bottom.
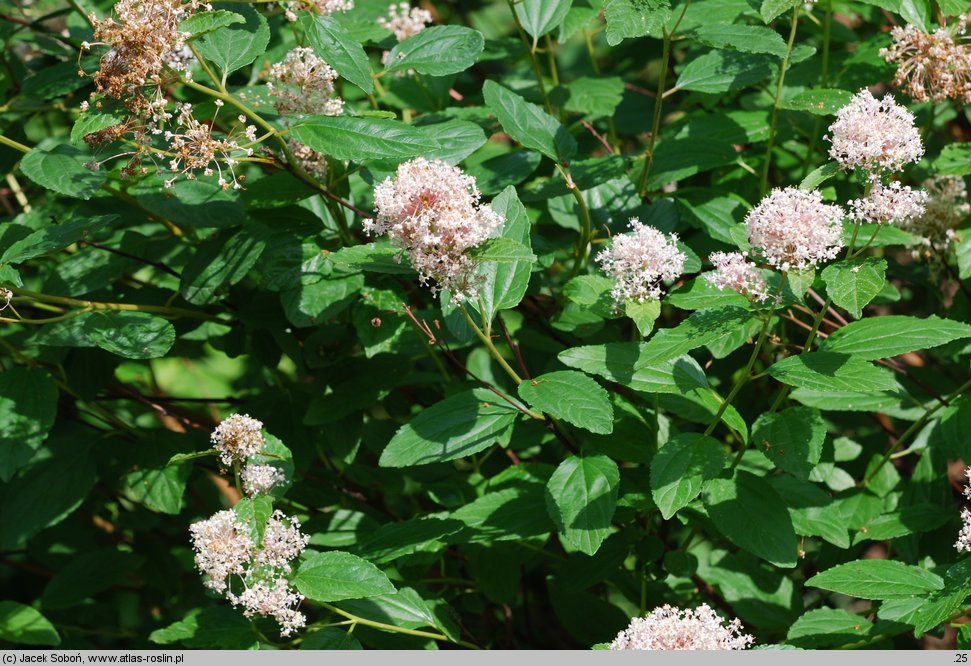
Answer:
956, 654, 968, 662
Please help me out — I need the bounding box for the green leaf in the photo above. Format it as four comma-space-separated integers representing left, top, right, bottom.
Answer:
691, 24, 789, 57
70, 111, 126, 147
786, 609, 873, 648
780, 89, 855, 115
233, 495, 274, 544
281, 273, 364, 327
636, 306, 754, 366
41, 550, 138, 610
420, 119, 488, 165
908, 559, 971, 635
820, 258, 886, 319
195, 6, 269, 76
626, 299, 661, 337
385, 26, 484, 76
83, 311, 176, 359
477, 186, 533, 321
290, 116, 441, 162
806, 560, 944, 600
379, 388, 519, 467
820, 315, 971, 360
482, 81, 576, 163
558, 343, 709, 394
1, 215, 116, 265
20, 144, 105, 200
329, 241, 413, 274
518, 370, 613, 434
675, 51, 774, 94
301, 628, 363, 650
0, 602, 60, 646
0, 438, 97, 550
452, 485, 553, 542
768, 475, 849, 548
466, 151, 542, 195
150, 608, 259, 649
294, 551, 396, 602
934, 143, 971, 176
179, 9, 244, 37
800, 162, 840, 190
761, 0, 800, 22
124, 461, 191, 515
562, 76, 625, 118
473, 237, 536, 263
603, 0, 672, 45
0, 367, 58, 482
703, 470, 799, 568
545, 454, 620, 555
766, 352, 897, 392
180, 231, 266, 305
650, 433, 726, 519
516, 0, 573, 38
303, 14, 374, 94
646, 139, 739, 190
353, 517, 464, 564
752, 407, 826, 479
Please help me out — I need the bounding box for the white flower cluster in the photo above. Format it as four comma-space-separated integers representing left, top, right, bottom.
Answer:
364, 157, 503, 302
826, 89, 924, 174
189, 509, 309, 636
267, 47, 344, 117
957, 468, 971, 553
745, 187, 845, 271
881, 16, 971, 103
378, 2, 433, 41
241, 464, 287, 497
284, 0, 353, 22
596, 219, 686, 304
848, 181, 927, 226
905, 175, 970, 257
704, 251, 770, 302
163, 102, 256, 189
610, 604, 754, 651
211, 414, 286, 497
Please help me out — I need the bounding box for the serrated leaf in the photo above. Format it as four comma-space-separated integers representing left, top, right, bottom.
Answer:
419, 119, 488, 165
603, 0, 672, 45
626, 299, 661, 337
385, 25, 484, 76
195, 6, 269, 76
780, 89, 855, 115
0, 367, 58, 482
800, 162, 840, 190
820, 315, 971, 360
650, 433, 725, 519
516, 0, 573, 38
908, 559, 971, 635
675, 51, 774, 94
692, 24, 789, 57
41, 550, 139, 610
473, 237, 536, 263
558, 343, 709, 394
379, 388, 519, 467
704, 471, 799, 567
787, 608, 873, 648
820, 258, 886, 319
233, 495, 274, 544
452, 485, 553, 542
761, 0, 800, 22
124, 462, 191, 515
807, 560, 944, 599
0, 602, 60, 646
20, 144, 105, 200
518, 370, 613, 434
477, 186, 533, 321
83, 311, 176, 359
482, 81, 576, 163
1, 215, 116, 265
752, 407, 826, 479
290, 116, 441, 162
303, 14, 374, 94
329, 241, 413, 274
70, 111, 126, 147
294, 551, 396, 602
767, 352, 897, 392
179, 9, 244, 37
636, 306, 754, 366
545, 454, 620, 555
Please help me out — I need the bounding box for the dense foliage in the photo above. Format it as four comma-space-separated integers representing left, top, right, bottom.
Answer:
4, 0, 971, 651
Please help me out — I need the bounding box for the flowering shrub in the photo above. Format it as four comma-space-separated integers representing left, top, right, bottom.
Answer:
5, 0, 971, 652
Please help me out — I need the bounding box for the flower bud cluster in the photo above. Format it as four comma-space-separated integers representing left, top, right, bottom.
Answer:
704, 251, 770, 302
905, 175, 970, 258
881, 16, 971, 103
956, 467, 971, 553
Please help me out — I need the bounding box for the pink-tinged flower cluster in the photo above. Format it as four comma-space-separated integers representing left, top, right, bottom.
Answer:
745, 187, 845, 271
189, 509, 309, 636
211, 414, 265, 467
364, 157, 503, 302
905, 175, 970, 256
242, 464, 286, 497
284, 0, 353, 22
610, 604, 754, 651
268, 47, 344, 117
880, 16, 971, 103
848, 181, 927, 226
704, 251, 770, 302
956, 467, 971, 553
826, 89, 923, 174
596, 219, 686, 304
378, 2, 433, 41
